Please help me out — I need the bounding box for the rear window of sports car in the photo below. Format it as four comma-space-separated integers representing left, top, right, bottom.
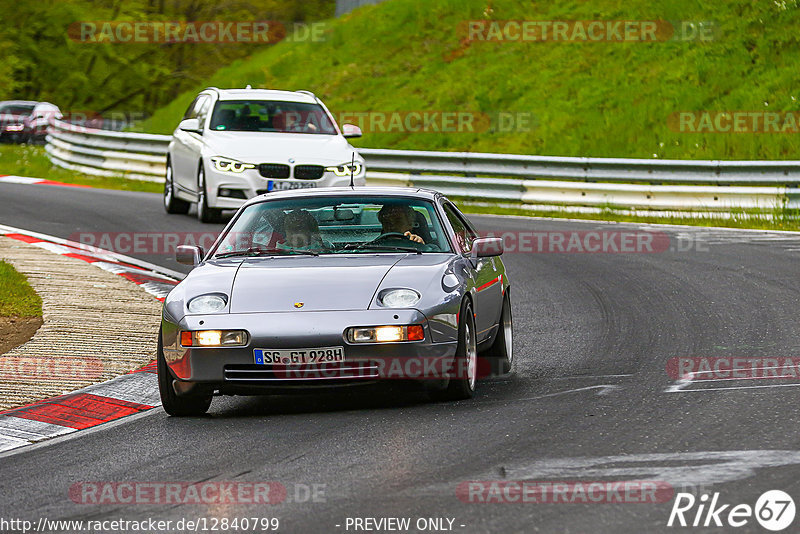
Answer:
212, 197, 453, 256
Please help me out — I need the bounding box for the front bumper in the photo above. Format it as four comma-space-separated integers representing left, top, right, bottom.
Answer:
162, 309, 458, 390
203, 165, 367, 209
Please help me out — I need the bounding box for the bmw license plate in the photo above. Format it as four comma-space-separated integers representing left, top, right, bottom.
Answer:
268, 181, 317, 191
254, 347, 345, 365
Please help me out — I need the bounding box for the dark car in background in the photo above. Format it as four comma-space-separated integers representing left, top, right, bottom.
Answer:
0, 100, 61, 144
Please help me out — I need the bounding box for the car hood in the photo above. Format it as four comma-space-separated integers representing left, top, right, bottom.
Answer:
202, 132, 359, 165
228, 255, 403, 313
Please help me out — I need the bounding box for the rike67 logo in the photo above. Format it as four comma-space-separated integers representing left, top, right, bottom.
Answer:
668, 490, 795, 531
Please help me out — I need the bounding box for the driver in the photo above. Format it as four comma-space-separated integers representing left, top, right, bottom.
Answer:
377, 205, 425, 244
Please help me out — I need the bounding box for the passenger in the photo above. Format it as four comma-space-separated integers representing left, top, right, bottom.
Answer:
280, 210, 329, 250
377, 205, 426, 244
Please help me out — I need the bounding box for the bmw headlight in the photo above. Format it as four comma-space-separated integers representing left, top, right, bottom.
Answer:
210, 156, 256, 173
378, 289, 420, 308
187, 294, 228, 314
325, 162, 363, 177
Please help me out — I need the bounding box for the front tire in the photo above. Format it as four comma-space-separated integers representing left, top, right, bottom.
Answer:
157, 332, 212, 416
196, 165, 222, 223
164, 160, 190, 214
486, 292, 513, 374
430, 299, 477, 401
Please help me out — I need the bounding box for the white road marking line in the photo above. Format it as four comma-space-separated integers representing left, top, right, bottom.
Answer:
665, 366, 800, 393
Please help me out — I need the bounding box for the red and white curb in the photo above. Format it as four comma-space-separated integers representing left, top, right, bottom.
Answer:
0, 174, 91, 188
0, 225, 182, 453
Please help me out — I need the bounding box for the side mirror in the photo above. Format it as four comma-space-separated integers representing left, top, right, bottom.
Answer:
471, 237, 504, 259
176, 245, 204, 266
178, 118, 202, 133
342, 123, 362, 138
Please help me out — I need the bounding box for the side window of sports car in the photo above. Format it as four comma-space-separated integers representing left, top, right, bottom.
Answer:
443, 203, 476, 253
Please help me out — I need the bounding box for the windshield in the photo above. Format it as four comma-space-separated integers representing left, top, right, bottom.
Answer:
212, 196, 452, 257
0, 104, 34, 116
208, 100, 337, 134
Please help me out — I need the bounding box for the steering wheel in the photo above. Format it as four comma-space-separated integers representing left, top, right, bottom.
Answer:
352, 232, 410, 250
370, 232, 409, 243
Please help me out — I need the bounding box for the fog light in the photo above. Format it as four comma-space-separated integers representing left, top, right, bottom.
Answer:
180, 330, 248, 347
218, 188, 247, 199
347, 325, 425, 343
196, 331, 222, 346
376, 326, 403, 342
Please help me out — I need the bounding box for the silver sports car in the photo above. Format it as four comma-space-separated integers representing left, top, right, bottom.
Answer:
158, 187, 513, 415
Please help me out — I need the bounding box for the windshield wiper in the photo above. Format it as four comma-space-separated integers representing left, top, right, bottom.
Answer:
214, 247, 319, 259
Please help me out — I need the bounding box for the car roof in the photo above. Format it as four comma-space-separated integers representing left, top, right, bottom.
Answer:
208, 89, 317, 104
0, 100, 39, 107
243, 187, 443, 207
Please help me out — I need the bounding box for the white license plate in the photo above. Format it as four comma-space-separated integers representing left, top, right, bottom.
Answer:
269, 181, 317, 191
254, 347, 345, 365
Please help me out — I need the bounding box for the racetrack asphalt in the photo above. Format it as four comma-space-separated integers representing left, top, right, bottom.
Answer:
1, 181, 800, 533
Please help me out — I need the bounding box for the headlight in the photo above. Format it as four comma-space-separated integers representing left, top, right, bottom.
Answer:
378, 289, 420, 308
210, 156, 256, 173
180, 330, 248, 347
347, 325, 424, 343
325, 162, 363, 177
187, 294, 227, 314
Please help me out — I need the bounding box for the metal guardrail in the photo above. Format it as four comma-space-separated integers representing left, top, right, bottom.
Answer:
45, 120, 170, 182
44, 120, 800, 211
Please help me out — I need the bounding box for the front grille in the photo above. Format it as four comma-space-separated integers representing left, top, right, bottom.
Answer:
294, 165, 325, 180
224, 361, 380, 382
258, 163, 290, 179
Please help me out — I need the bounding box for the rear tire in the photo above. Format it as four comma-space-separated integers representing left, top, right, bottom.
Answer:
486, 292, 513, 374
197, 165, 222, 223
429, 299, 477, 401
157, 332, 212, 416
164, 160, 190, 214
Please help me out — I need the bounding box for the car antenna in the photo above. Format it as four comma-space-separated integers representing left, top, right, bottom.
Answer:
349, 152, 356, 189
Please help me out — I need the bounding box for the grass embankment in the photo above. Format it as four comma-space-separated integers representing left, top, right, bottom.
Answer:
459, 202, 800, 231
142, 0, 800, 161
0, 144, 162, 193
0, 261, 41, 318
0, 260, 42, 355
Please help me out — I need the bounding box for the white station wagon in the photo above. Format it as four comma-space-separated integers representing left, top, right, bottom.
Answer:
165, 87, 366, 223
